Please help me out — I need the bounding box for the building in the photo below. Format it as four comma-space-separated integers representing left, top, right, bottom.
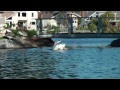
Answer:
40, 11, 81, 28
0, 11, 38, 30
0, 12, 7, 27
38, 11, 59, 28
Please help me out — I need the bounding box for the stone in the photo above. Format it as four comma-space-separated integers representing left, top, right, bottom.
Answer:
0, 37, 54, 49
110, 38, 120, 47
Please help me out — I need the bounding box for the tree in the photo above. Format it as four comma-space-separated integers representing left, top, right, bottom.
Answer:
78, 17, 81, 25
115, 21, 120, 33
101, 11, 115, 33
88, 23, 97, 32
88, 11, 115, 33
88, 17, 98, 32
101, 11, 114, 20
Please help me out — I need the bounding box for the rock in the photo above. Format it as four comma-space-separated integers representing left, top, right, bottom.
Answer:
31, 37, 54, 47
18, 31, 28, 37
0, 36, 54, 49
110, 38, 120, 47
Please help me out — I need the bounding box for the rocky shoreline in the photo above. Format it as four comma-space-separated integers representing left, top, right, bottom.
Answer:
0, 37, 54, 49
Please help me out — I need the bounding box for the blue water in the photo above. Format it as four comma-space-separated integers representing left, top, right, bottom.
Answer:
0, 38, 120, 79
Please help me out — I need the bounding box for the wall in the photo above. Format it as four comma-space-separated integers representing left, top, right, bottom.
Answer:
26, 11, 38, 30
42, 19, 48, 28
49, 19, 57, 26
72, 14, 78, 28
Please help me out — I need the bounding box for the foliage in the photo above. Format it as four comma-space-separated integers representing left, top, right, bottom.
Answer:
88, 23, 97, 32
11, 30, 36, 37
101, 11, 114, 20
11, 30, 21, 37
4, 23, 15, 29
88, 11, 117, 33
116, 21, 120, 32
101, 11, 115, 33
47, 25, 60, 34
87, 17, 98, 32
26, 30, 36, 37
78, 26, 84, 30
78, 18, 81, 25
4, 23, 10, 29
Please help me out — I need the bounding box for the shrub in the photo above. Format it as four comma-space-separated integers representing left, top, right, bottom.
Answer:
26, 30, 36, 37
88, 23, 97, 32
47, 26, 60, 34
11, 30, 36, 37
10, 30, 20, 36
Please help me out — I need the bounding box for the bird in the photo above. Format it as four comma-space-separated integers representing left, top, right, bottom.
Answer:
53, 40, 67, 50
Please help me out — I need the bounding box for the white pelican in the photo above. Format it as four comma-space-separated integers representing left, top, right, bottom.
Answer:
53, 40, 67, 50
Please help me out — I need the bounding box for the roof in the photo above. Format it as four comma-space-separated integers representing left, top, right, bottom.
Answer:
83, 11, 96, 17
112, 11, 120, 17
39, 11, 60, 18
0, 11, 16, 19
38, 11, 93, 19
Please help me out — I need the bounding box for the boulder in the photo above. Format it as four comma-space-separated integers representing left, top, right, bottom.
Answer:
31, 36, 54, 47
0, 36, 54, 49
110, 38, 120, 47
18, 31, 28, 37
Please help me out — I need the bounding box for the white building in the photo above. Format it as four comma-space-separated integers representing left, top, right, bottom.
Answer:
2, 11, 38, 30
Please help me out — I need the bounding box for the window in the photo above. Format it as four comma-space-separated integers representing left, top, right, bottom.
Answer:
67, 14, 69, 17
18, 12, 20, 17
10, 22, 12, 27
10, 22, 12, 25
22, 13, 26, 17
31, 22, 35, 25
110, 22, 116, 26
32, 13, 34, 17
74, 21, 77, 23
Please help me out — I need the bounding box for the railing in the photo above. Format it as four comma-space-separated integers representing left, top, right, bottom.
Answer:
36, 17, 120, 36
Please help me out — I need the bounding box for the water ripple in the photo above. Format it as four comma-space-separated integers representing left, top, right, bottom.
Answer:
0, 38, 120, 79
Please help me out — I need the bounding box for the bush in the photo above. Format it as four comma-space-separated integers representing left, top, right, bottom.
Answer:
4, 23, 13, 29
11, 30, 20, 36
26, 30, 36, 37
11, 30, 36, 37
11, 30, 19, 35
79, 26, 84, 30
47, 26, 60, 34
88, 23, 97, 32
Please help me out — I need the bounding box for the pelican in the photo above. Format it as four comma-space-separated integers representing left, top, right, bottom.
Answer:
53, 40, 67, 50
